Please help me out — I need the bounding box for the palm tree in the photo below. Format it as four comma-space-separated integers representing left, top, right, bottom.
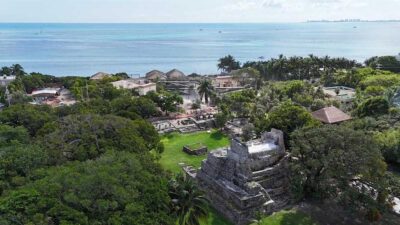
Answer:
197, 80, 214, 105
0, 66, 11, 76
217, 55, 240, 73
169, 174, 209, 225
10, 64, 25, 77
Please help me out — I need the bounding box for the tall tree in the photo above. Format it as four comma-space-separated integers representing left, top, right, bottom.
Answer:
169, 174, 208, 225
232, 67, 262, 89
0, 67, 11, 76
217, 55, 241, 73
259, 100, 318, 141
0, 152, 175, 225
197, 80, 214, 104
10, 64, 25, 77
356, 97, 390, 118
365, 56, 400, 73
41, 114, 162, 164
290, 125, 388, 211
0, 104, 55, 136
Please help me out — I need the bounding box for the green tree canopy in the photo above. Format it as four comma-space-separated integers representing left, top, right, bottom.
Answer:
40, 114, 161, 164
0, 145, 49, 194
242, 55, 360, 81
217, 55, 241, 73
0, 64, 26, 77
0, 125, 30, 147
221, 89, 257, 117
356, 97, 390, 118
365, 56, 400, 73
0, 151, 174, 225
258, 101, 318, 140
374, 129, 400, 164
0, 104, 55, 136
147, 91, 183, 114
290, 125, 387, 209
231, 67, 262, 89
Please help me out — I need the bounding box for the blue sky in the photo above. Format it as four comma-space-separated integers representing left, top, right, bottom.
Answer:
1, 0, 400, 23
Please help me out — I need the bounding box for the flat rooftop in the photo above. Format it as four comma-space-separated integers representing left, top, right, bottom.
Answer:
246, 140, 278, 154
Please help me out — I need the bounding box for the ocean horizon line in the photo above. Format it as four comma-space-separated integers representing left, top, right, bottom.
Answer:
1, 20, 399, 25
0, 22, 304, 25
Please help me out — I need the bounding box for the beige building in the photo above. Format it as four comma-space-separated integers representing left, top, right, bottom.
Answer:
212, 76, 239, 88
111, 79, 156, 96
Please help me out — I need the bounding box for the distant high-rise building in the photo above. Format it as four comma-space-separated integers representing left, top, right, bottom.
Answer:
396, 53, 400, 61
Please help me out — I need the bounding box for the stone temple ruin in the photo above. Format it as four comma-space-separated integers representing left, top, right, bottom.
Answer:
192, 129, 290, 225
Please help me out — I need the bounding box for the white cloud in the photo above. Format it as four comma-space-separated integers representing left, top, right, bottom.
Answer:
225, 0, 367, 12
263, 0, 283, 8
217, 0, 392, 22
0, 0, 399, 22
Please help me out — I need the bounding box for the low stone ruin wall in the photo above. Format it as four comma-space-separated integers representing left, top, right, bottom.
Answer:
183, 146, 208, 156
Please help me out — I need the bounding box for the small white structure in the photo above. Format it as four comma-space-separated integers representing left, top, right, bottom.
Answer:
396, 53, 400, 62
0, 76, 16, 86
30, 88, 60, 98
111, 79, 156, 96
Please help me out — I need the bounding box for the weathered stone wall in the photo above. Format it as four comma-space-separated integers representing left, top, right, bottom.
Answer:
196, 129, 290, 225
183, 145, 208, 155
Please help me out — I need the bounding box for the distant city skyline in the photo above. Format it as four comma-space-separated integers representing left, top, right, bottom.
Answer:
1, 0, 400, 23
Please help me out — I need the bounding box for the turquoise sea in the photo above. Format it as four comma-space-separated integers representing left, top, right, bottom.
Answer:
0, 23, 399, 76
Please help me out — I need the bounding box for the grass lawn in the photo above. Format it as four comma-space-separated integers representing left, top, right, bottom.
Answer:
200, 209, 316, 225
160, 130, 230, 173
253, 210, 318, 225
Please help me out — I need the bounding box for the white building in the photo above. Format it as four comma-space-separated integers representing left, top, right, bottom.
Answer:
30, 88, 61, 98
0, 76, 16, 86
111, 79, 156, 96
396, 53, 400, 61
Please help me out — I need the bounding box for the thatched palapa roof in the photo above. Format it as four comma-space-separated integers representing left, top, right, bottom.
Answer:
311, 106, 351, 124
166, 69, 185, 80
90, 72, 111, 80
146, 70, 166, 80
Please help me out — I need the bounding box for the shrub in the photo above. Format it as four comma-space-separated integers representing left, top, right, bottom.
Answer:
356, 97, 389, 117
